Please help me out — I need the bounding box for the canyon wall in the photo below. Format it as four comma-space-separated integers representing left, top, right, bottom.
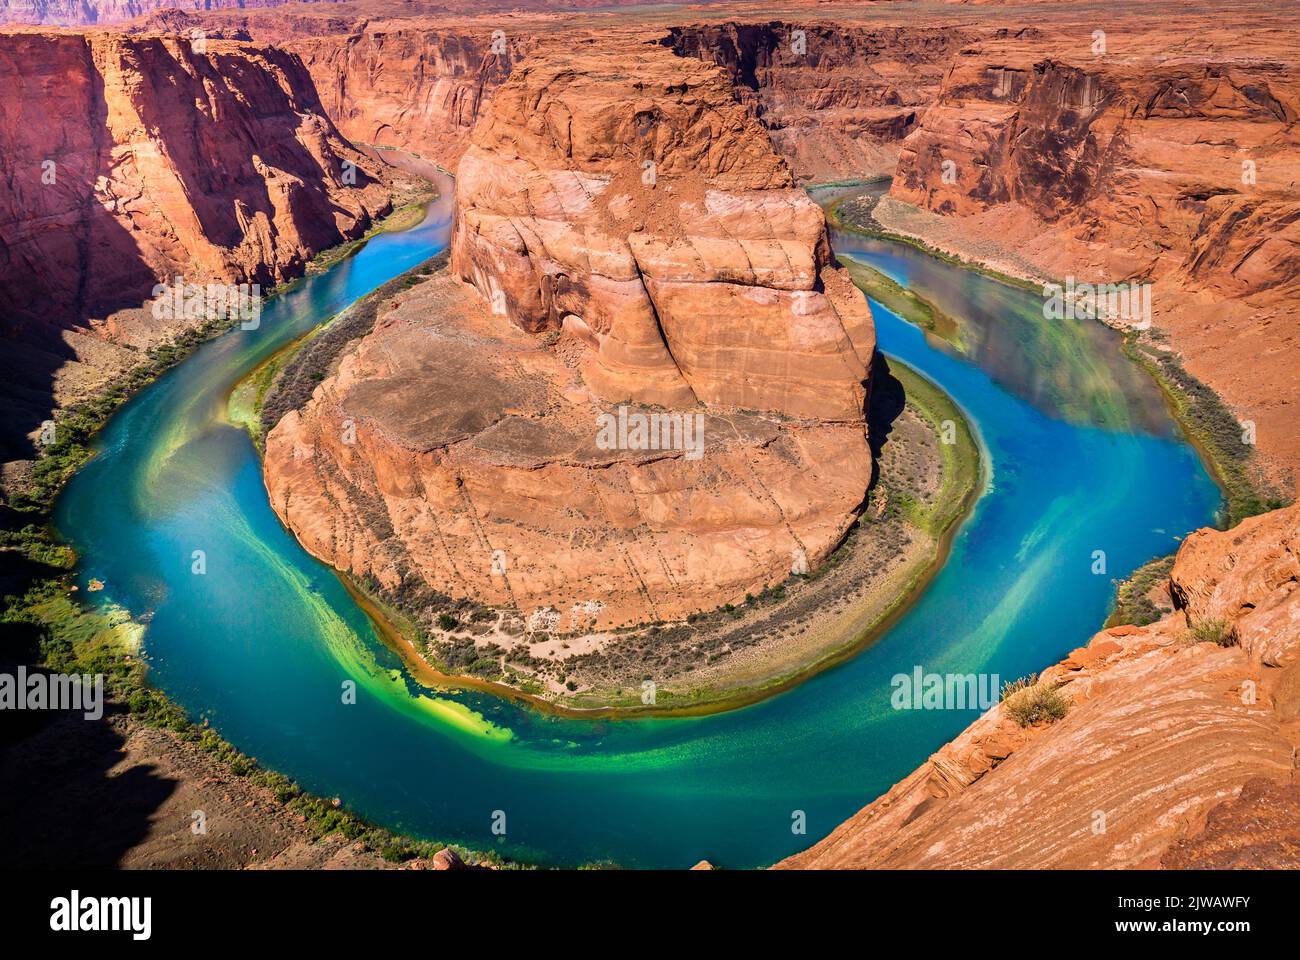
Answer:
264, 44, 875, 635
663, 21, 968, 181
886, 30, 1300, 477
780, 502, 1300, 869
121, 16, 968, 184
0, 30, 391, 338
289, 26, 534, 171
892, 41, 1300, 291
117, 13, 543, 171
0, 28, 395, 466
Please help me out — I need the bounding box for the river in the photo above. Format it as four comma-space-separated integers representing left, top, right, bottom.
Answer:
55, 181, 1220, 868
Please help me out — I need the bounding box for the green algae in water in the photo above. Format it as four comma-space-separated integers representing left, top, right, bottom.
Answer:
53, 182, 1220, 868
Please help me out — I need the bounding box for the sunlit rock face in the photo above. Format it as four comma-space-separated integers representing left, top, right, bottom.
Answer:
780, 503, 1300, 870
451, 44, 874, 421
290, 26, 532, 172
0, 31, 390, 337
265, 44, 876, 632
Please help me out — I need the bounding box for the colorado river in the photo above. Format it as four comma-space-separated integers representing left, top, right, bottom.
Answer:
55, 181, 1220, 868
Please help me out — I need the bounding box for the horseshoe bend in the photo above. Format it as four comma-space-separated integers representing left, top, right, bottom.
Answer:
2, 0, 1300, 895
258, 45, 939, 709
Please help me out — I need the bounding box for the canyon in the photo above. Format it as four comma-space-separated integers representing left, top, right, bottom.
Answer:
883, 20, 1300, 483
105, 11, 971, 179
56, 2, 1294, 493
1, 0, 1297, 870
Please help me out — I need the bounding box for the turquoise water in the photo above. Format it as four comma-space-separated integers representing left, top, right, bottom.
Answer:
55, 185, 1220, 869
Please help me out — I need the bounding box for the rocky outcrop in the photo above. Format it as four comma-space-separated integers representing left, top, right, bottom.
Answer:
264, 44, 874, 635
1170, 507, 1300, 668
0, 30, 391, 338
887, 31, 1300, 478
663, 21, 968, 181
451, 44, 873, 420
780, 503, 1300, 869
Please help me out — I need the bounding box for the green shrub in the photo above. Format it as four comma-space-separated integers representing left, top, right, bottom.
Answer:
1189, 617, 1233, 646
1002, 679, 1070, 727
999, 674, 1034, 700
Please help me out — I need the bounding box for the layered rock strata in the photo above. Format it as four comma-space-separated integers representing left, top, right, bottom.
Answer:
265, 45, 875, 633
0, 28, 400, 466
450, 45, 874, 420
290, 27, 536, 171
0, 30, 392, 337
663, 21, 967, 181
887, 27, 1300, 478
780, 503, 1300, 869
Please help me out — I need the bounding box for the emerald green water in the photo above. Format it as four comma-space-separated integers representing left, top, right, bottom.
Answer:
55, 182, 1220, 868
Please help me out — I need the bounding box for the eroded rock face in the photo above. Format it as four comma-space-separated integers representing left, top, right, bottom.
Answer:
265, 45, 874, 632
451, 45, 874, 420
663, 21, 968, 181
265, 274, 873, 631
887, 31, 1300, 478
779, 503, 1300, 869
0, 31, 391, 338
290, 27, 533, 171
1170, 506, 1300, 667
185, 16, 965, 183
893, 47, 1300, 292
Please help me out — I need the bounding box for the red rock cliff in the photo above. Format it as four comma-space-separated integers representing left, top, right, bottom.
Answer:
780, 502, 1300, 869
288, 25, 534, 171
886, 26, 1300, 477
663, 21, 968, 181
0, 30, 391, 338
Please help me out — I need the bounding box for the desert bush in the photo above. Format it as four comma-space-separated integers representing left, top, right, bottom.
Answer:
1188, 617, 1234, 646
1002, 678, 1070, 727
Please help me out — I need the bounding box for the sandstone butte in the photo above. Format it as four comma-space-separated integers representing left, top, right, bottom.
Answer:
263, 43, 876, 632
780, 503, 1300, 868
